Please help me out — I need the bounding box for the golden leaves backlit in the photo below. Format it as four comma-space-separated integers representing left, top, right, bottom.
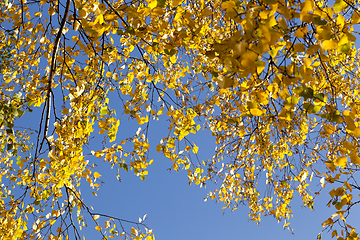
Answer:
1, 0, 360, 239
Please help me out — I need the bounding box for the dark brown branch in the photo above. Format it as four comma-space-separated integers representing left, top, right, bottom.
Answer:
44, 0, 71, 141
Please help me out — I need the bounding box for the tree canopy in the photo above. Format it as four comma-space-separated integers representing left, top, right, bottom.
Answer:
1, 0, 360, 239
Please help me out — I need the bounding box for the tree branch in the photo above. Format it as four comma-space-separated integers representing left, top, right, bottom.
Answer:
44, 0, 71, 141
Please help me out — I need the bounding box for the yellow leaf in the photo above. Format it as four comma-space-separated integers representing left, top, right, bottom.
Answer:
325, 161, 337, 171
283, 222, 290, 228
49, 219, 56, 225
323, 124, 335, 134
331, 230, 338, 238
338, 34, 348, 46
250, 108, 263, 116
148, 0, 157, 9
335, 202, 344, 210
156, 144, 162, 153
267, 82, 279, 98
352, 12, 360, 24
216, 75, 233, 89
293, 43, 305, 52
301, 0, 313, 13
192, 143, 199, 154
345, 116, 356, 131
339, 212, 346, 221
294, 27, 307, 38
269, 49, 278, 58
333, 0, 347, 13
353, 128, 360, 137
105, 221, 110, 229
344, 181, 352, 192
322, 218, 334, 228
342, 141, 353, 150
278, 16, 287, 30
256, 60, 266, 74
350, 151, 360, 166
74, 20, 80, 31
94, 14, 104, 25
95, 226, 102, 231
334, 156, 347, 167
152, 7, 164, 15
62, 107, 69, 114
131, 227, 138, 236
78, 9, 87, 18
72, 36, 79, 42
170, 55, 177, 64
137, 115, 149, 125
300, 12, 313, 22
92, 150, 104, 158
256, 91, 269, 105
221, 1, 236, 14
306, 44, 320, 55
261, 25, 271, 42
48, 6, 56, 16
93, 214, 100, 220
94, 172, 102, 178
343, 110, 352, 117
322, 40, 338, 51
104, 13, 117, 21
98, 120, 107, 128
171, 0, 183, 7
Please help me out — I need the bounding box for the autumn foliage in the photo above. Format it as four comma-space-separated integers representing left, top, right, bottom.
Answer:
0, 0, 360, 238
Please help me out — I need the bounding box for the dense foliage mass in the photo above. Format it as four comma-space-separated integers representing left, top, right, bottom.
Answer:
1, 0, 360, 239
